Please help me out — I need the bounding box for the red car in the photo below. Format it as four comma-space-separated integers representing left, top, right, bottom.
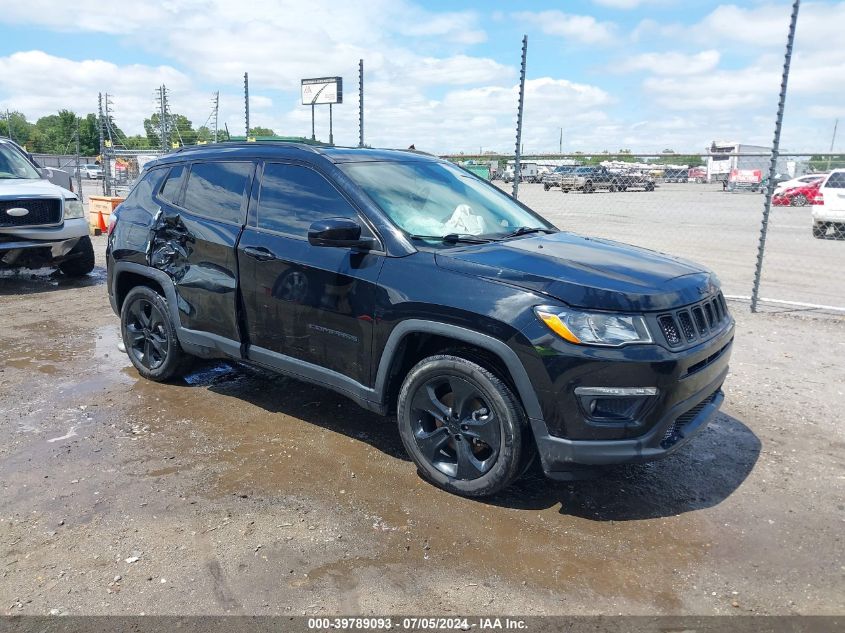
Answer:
773, 181, 822, 207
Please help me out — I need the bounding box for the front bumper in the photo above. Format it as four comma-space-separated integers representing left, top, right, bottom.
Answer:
522, 318, 734, 479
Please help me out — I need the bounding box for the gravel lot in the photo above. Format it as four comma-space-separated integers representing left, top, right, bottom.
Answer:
0, 192, 843, 616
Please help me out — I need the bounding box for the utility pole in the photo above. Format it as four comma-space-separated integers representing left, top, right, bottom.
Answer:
4, 109, 11, 141
512, 35, 528, 199
559, 128, 563, 154
212, 91, 219, 143
156, 85, 169, 151
74, 116, 83, 203
828, 119, 838, 171
358, 59, 364, 148
329, 103, 333, 145
244, 73, 250, 138
311, 103, 315, 141
97, 93, 106, 195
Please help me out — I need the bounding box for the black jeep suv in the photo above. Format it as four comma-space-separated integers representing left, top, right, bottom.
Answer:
107, 143, 734, 497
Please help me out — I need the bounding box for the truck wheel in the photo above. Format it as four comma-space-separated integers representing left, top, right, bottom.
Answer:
584, 181, 594, 193
645, 182, 655, 192
120, 286, 193, 382
397, 355, 528, 497
543, 184, 550, 191
812, 223, 827, 239
58, 236, 95, 277
608, 184, 617, 193
561, 189, 569, 194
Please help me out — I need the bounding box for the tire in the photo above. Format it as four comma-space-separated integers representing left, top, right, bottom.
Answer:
58, 236, 95, 277
561, 189, 569, 194
543, 184, 550, 191
608, 184, 617, 193
397, 354, 529, 497
120, 286, 193, 382
812, 222, 826, 239
791, 194, 807, 207
584, 181, 594, 193
645, 183, 655, 192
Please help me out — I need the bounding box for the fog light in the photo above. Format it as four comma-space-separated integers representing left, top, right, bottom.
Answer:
574, 387, 658, 424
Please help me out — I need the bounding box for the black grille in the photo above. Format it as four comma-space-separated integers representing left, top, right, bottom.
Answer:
661, 390, 719, 447
658, 315, 681, 346
657, 293, 730, 347
678, 311, 696, 341
0, 198, 62, 228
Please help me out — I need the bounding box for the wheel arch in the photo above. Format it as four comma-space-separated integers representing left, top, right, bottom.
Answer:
374, 320, 543, 421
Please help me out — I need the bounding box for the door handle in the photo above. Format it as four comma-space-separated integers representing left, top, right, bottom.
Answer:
242, 246, 277, 262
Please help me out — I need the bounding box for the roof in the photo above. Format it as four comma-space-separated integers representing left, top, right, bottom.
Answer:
149, 142, 440, 169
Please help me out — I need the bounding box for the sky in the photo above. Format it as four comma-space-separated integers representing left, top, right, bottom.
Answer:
0, 0, 842, 154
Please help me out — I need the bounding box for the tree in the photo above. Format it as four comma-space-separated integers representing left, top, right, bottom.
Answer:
0, 111, 33, 147
249, 126, 275, 137
144, 112, 197, 148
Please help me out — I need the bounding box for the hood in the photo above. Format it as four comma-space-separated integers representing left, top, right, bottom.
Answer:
435, 232, 717, 312
0, 178, 74, 200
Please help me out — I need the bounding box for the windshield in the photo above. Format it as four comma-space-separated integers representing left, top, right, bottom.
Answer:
574, 167, 595, 175
0, 144, 40, 180
341, 160, 554, 239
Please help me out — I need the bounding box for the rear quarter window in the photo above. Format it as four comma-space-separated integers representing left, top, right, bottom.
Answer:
824, 172, 845, 189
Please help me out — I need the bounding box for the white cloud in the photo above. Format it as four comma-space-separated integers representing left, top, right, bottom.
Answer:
513, 11, 617, 45
592, 0, 663, 8
617, 50, 720, 75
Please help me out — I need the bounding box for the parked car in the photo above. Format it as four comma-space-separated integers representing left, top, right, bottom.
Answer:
773, 174, 824, 196
541, 166, 577, 191
614, 171, 656, 192
107, 142, 734, 497
559, 166, 623, 193
79, 163, 103, 180
1, 139, 74, 193
811, 169, 845, 239
772, 181, 822, 207
662, 168, 688, 183
688, 167, 707, 183
0, 140, 94, 276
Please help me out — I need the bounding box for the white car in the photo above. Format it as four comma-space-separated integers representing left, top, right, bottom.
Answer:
0, 142, 94, 276
80, 163, 103, 179
811, 169, 845, 239
775, 173, 824, 195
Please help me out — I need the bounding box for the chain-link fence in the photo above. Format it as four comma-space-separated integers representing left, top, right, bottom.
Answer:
446, 151, 844, 314
101, 148, 168, 196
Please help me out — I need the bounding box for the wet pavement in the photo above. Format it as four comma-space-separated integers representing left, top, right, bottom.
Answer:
0, 236, 843, 615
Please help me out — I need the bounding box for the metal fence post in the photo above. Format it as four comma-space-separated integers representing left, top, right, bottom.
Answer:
512, 35, 527, 199
751, 0, 800, 312
74, 117, 83, 204
358, 59, 364, 148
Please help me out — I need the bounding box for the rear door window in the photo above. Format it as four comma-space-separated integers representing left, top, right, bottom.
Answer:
256, 163, 364, 237
182, 161, 253, 224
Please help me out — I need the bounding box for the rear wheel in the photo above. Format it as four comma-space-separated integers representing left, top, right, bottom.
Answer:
58, 236, 95, 277
397, 355, 528, 497
584, 181, 594, 193
791, 194, 808, 207
120, 286, 192, 381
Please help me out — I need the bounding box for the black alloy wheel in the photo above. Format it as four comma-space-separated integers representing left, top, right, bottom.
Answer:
409, 374, 501, 480
397, 354, 531, 497
124, 296, 169, 371
120, 286, 192, 381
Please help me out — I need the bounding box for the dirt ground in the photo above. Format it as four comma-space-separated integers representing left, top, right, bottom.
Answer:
0, 235, 843, 616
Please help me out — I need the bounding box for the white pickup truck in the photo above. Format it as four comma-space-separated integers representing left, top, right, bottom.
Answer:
0, 139, 94, 276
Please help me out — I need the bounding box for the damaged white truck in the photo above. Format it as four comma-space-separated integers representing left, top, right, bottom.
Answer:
0, 138, 94, 277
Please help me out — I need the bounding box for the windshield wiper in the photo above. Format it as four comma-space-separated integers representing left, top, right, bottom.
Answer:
501, 226, 557, 239
409, 233, 494, 245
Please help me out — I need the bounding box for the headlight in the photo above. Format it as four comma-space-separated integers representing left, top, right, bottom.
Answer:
63, 199, 84, 219
534, 306, 653, 347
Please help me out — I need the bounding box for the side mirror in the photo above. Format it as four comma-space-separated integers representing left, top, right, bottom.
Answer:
308, 218, 377, 250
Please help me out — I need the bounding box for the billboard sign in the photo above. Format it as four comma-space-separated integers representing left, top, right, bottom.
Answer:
301, 77, 343, 105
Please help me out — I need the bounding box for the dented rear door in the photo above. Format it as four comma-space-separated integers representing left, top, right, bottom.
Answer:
148, 160, 255, 343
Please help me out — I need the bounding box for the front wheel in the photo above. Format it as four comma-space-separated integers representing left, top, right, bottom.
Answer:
397, 355, 529, 497
543, 184, 550, 191
120, 286, 192, 382
791, 194, 808, 207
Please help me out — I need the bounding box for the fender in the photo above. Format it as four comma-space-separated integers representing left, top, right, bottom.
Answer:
373, 319, 543, 421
